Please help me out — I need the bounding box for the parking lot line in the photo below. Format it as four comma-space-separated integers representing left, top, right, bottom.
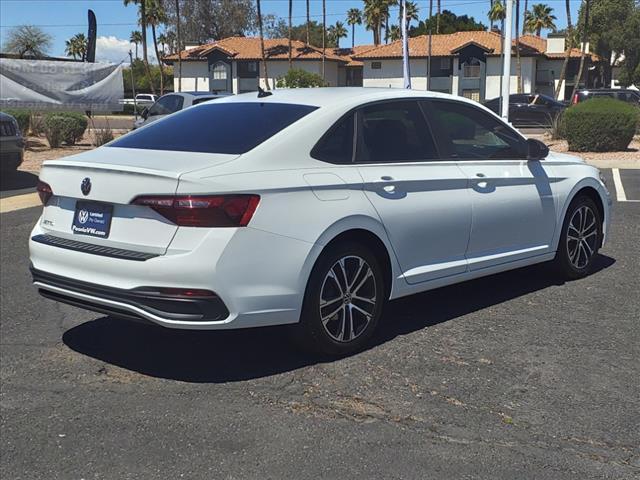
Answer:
0, 192, 41, 213
610, 168, 640, 203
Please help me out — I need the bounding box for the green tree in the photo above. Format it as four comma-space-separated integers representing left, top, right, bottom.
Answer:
124, 0, 155, 95
364, 0, 389, 45
387, 24, 401, 41
488, 0, 506, 26
555, 0, 574, 99
410, 10, 486, 35
577, 0, 639, 86
524, 4, 557, 36
4, 25, 52, 58
144, 0, 168, 95
346, 8, 363, 48
328, 21, 348, 48
265, 21, 338, 48
129, 30, 142, 59
400, 0, 420, 28
65, 33, 87, 60
276, 68, 327, 88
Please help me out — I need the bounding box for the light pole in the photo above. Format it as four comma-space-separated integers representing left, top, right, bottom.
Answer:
501, 0, 514, 121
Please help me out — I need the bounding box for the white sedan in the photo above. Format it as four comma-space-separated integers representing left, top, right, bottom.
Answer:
133, 91, 229, 129
30, 88, 611, 355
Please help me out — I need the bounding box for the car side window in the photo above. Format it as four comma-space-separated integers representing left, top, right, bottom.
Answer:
426, 100, 527, 160
311, 113, 354, 164
149, 95, 184, 116
356, 100, 438, 163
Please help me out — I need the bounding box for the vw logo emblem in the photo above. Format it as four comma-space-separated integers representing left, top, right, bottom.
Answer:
78, 209, 89, 224
81, 177, 91, 196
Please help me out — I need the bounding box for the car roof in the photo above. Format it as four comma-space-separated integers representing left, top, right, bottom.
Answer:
207, 87, 476, 109
0, 111, 15, 121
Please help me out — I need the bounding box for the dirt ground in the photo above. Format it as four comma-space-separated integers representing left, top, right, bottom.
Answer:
19, 132, 640, 174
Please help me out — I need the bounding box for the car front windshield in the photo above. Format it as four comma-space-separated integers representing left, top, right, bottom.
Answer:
110, 102, 318, 154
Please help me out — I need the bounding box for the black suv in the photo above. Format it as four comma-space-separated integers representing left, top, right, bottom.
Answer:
483, 94, 567, 127
0, 112, 25, 173
572, 89, 640, 105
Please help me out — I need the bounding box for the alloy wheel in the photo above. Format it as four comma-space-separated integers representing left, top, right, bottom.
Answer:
319, 255, 377, 343
566, 205, 598, 269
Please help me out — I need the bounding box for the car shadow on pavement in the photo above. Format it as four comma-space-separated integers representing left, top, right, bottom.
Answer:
62, 255, 615, 383
0, 170, 38, 196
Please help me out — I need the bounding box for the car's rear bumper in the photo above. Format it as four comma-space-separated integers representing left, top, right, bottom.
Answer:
0, 146, 24, 171
29, 219, 317, 330
32, 267, 230, 326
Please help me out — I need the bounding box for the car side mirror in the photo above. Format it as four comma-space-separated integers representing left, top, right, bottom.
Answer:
141, 107, 149, 119
526, 138, 549, 161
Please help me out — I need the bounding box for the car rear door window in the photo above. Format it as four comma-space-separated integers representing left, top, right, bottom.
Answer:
110, 102, 318, 154
311, 113, 354, 164
356, 101, 438, 163
426, 100, 527, 160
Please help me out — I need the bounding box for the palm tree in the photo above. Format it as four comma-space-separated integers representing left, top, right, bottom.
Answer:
400, 1, 420, 28
175, 0, 182, 92
129, 30, 142, 59
322, 0, 326, 80
158, 32, 168, 55
436, 0, 441, 33
522, 0, 528, 35
387, 24, 401, 41
489, 0, 494, 30
524, 4, 557, 37
364, 0, 386, 45
288, 0, 293, 68
256, 0, 269, 90
306, 0, 311, 44
145, 0, 167, 95
123, 0, 155, 95
384, 0, 397, 44
515, 0, 522, 93
571, 0, 590, 100
65, 33, 87, 60
4, 25, 52, 58
555, 0, 573, 99
330, 21, 348, 48
346, 8, 363, 49
164, 30, 177, 54
488, 0, 506, 26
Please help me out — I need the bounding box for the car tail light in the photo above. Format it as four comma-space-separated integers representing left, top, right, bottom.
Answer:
37, 180, 53, 205
572, 93, 579, 104
132, 194, 260, 227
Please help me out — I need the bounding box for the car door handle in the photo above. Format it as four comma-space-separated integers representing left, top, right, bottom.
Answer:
475, 173, 486, 178
380, 176, 394, 181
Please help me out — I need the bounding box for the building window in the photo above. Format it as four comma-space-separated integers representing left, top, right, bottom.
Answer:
462, 58, 481, 78
212, 62, 228, 80
371, 61, 382, 70
248, 61, 258, 73
440, 58, 451, 70
462, 89, 481, 102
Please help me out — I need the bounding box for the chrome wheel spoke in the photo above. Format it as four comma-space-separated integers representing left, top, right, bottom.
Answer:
567, 205, 598, 269
582, 239, 594, 256
319, 255, 377, 343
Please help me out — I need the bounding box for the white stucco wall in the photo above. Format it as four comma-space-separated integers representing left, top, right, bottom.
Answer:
485, 56, 535, 99
362, 59, 452, 92
172, 61, 209, 92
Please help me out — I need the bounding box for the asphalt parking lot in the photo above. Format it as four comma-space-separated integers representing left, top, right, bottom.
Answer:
1, 170, 639, 479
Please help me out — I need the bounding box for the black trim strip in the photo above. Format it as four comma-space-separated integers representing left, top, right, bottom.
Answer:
31, 268, 230, 322
31, 234, 159, 261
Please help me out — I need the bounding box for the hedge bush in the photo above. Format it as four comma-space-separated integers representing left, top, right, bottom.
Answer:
276, 68, 327, 88
563, 98, 639, 152
1, 109, 30, 134
43, 112, 88, 147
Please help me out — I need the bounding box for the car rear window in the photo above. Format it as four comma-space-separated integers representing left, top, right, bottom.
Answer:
109, 102, 318, 154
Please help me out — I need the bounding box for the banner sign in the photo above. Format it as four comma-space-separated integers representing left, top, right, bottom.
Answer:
0, 59, 123, 111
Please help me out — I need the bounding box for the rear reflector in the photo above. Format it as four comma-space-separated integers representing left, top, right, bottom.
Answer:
132, 194, 260, 227
37, 180, 53, 205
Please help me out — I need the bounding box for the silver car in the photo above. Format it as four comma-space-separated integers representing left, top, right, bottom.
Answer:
133, 92, 229, 129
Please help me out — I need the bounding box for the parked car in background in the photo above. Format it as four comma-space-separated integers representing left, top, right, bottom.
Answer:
572, 88, 640, 105
118, 93, 158, 107
0, 111, 24, 173
30, 88, 610, 356
484, 94, 567, 127
133, 92, 230, 129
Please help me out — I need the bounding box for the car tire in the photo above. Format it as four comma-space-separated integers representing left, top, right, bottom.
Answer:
555, 195, 602, 279
292, 241, 385, 356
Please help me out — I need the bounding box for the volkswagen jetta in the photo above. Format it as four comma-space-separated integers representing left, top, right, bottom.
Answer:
29, 88, 611, 355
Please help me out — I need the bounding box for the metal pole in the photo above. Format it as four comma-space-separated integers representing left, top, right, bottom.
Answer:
427, 0, 433, 90
501, 0, 514, 120
129, 50, 138, 120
